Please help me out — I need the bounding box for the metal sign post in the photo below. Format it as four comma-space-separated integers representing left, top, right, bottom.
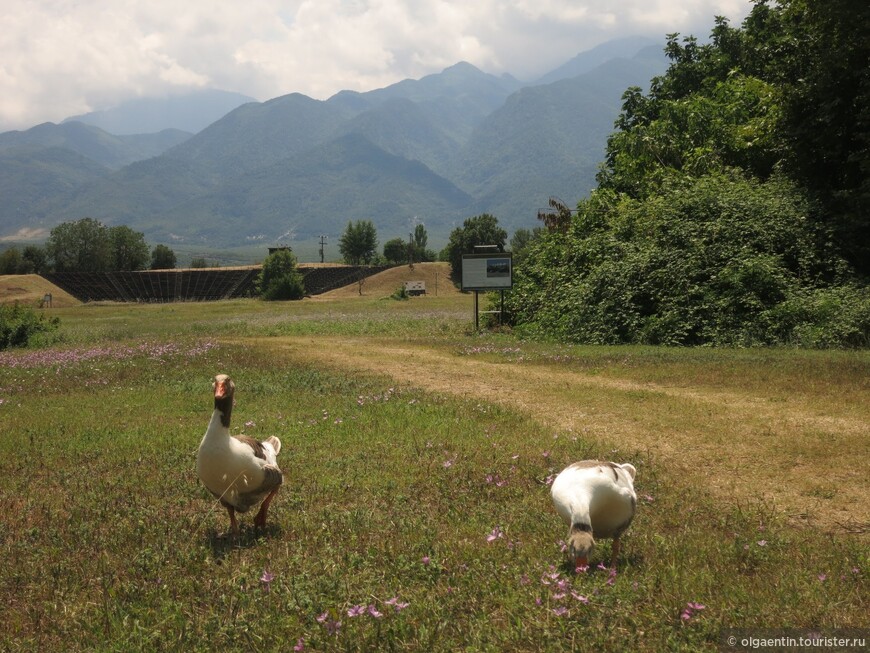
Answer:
462, 248, 513, 330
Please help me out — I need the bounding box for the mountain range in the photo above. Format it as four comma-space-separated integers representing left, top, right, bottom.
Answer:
0, 37, 667, 254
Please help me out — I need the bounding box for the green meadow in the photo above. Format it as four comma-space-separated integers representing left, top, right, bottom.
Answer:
1, 295, 867, 652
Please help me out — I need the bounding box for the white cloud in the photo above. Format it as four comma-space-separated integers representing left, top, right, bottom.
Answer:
0, 0, 752, 132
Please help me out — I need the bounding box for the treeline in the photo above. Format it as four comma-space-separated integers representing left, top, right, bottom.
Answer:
0, 218, 179, 274
503, 0, 869, 348
338, 221, 437, 265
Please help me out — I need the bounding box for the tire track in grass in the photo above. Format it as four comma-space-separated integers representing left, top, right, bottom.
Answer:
243, 335, 869, 535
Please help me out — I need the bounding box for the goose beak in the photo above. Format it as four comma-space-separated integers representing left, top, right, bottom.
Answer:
215, 380, 228, 399
574, 556, 588, 569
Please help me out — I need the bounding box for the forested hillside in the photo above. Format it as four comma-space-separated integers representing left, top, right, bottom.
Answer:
506, 0, 869, 348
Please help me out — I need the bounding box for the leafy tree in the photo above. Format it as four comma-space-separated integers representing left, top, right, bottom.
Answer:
774, 0, 870, 274
0, 248, 25, 274
108, 225, 150, 271
22, 246, 49, 274
46, 218, 113, 272
150, 244, 177, 270
413, 224, 428, 253
190, 258, 209, 268
411, 224, 435, 262
507, 1, 869, 348
383, 238, 409, 264
339, 220, 379, 265
257, 249, 305, 300
595, 1, 869, 275
0, 246, 50, 275
509, 227, 544, 267
442, 214, 507, 284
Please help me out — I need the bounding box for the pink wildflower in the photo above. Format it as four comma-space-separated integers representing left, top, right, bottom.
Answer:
347, 604, 366, 617
486, 526, 504, 543
680, 602, 706, 621
260, 570, 275, 591
385, 597, 409, 612
367, 605, 383, 618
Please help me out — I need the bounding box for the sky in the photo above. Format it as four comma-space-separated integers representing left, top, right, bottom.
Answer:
0, 0, 752, 133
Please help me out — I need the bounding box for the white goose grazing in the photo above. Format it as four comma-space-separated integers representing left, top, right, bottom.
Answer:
197, 374, 283, 535
551, 460, 637, 569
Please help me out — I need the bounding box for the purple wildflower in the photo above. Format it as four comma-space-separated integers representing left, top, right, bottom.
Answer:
385, 597, 410, 612
552, 606, 569, 616
818, 574, 827, 582
680, 602, 706, 621
422, 555, 431, 565
347, 604, 366, 617
293, 638, 305, 652
487, 526, 504, 543
367, 605, 383, 618
260, 570, 275, 590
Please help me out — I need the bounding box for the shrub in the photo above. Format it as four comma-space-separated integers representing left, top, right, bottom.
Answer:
0, 302, 60, 350
257, 250, 305, 301
506, 172, 868, 347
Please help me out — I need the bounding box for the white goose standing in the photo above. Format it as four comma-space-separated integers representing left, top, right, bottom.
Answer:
197, 374, 283, 535
551, 460, 637, 569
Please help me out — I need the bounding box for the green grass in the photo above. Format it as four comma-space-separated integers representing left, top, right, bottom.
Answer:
0, 298, 867, 651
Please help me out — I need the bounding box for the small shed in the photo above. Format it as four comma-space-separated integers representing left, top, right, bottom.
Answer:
404, 280, 426, 296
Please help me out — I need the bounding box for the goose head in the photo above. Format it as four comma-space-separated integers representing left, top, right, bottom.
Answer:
567, 525, 594, 568
213, 374, 235, 427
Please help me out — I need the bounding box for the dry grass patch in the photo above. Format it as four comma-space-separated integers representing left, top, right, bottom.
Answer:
0, 274, 79, 307
310, 262, 460, 299
253, 335, 870, 535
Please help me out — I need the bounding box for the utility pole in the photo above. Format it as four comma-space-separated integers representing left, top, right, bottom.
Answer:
319, 235, 327, 263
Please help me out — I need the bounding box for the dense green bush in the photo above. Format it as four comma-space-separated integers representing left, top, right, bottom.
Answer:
0, 303, 60, 350
257, 250, 305, 301
505, 173, 868, 347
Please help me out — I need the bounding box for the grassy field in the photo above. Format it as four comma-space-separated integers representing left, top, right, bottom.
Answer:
0, 289, 867, 652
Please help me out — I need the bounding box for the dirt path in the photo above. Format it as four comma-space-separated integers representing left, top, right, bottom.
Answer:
250, 335, 869, 535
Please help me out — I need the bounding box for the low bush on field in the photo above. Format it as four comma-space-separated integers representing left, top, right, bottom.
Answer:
0, 302, 59, 350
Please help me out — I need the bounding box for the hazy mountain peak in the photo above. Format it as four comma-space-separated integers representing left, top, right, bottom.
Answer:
62, 89, 257, 136
535, 35, 661, 85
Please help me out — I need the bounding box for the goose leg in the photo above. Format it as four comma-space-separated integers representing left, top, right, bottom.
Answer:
227, 506, 239, 536
254, 487, 280, 529
610, 537, 621, 569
